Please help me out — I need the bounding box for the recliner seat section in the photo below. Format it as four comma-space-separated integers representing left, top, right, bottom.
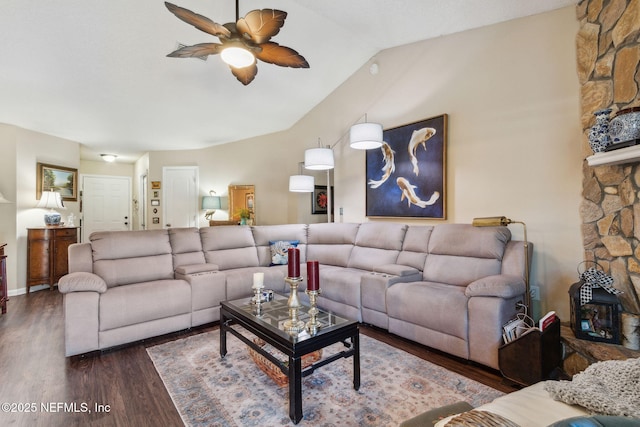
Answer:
58, 222, 529, 371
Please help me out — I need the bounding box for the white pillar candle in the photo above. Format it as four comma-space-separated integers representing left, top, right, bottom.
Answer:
253, 272, 264, 289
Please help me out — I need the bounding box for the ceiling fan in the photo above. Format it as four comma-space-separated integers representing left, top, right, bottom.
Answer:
165, 1, 309, 85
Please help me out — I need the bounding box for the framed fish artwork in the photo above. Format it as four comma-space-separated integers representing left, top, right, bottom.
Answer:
366, 114, 447, 219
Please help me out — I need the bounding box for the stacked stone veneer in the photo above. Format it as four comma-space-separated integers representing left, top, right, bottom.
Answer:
578, 0, 640, 314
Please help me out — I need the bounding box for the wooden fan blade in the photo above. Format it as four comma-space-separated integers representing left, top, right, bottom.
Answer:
165, 2, 231, 38
167, 43, 224, 58
230, 62, 258, 85
236, 9, 287, 44
255, 42, 309, 68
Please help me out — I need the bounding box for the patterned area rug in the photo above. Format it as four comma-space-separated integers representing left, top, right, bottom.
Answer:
147, 329, 503, 426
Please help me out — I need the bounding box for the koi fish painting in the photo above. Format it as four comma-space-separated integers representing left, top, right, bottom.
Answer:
366, 114, 447, 219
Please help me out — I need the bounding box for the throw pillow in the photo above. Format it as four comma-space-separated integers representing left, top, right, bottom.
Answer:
269, 240, 299, 266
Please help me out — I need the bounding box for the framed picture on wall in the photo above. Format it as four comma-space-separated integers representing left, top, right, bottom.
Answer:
312, 185, 334, 215
36, 162, 78, 202
366, 114, 447, 219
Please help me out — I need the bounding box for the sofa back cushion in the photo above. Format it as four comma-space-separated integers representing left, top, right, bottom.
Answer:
423, 224, 510, 286
91, 230, 174, 288
200, 226, 259, 270
169, 227, 205, 269
348, 222, 406, 271
397, 225, 434, 271
252, 224, 308, 266
307, 223, 359, 267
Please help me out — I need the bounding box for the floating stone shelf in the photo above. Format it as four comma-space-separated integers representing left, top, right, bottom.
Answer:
587, 145, 640, 167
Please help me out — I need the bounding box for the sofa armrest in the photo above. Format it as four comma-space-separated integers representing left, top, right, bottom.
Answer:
58, 272, 107, 294
175, 263, 219, 275
373, 264, 421, 277
465, 274, 525, 298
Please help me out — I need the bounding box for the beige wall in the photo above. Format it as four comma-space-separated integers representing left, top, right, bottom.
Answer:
79, 160, 134, 177
0, 125, 80, 294
148, 7, 582, 319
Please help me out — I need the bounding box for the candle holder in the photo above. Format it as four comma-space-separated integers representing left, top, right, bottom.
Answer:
305, 289, 322, 334
283, 276, 305, 333
251, 282, 265, 315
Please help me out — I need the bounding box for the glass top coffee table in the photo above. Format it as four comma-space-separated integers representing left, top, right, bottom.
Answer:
220, 294, 360, 424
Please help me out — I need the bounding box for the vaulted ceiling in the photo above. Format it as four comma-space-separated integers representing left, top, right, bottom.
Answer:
1, 0, 576, 162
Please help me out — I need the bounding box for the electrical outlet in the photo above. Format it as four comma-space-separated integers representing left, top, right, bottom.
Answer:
530, 286, 540, 301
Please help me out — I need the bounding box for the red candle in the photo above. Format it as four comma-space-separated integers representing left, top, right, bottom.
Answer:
307, 261, 319, 291
288, 248, 300, 278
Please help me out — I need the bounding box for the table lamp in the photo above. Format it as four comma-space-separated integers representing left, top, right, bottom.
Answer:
36, 190, 65, 226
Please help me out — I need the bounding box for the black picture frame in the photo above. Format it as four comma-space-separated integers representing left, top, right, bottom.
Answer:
311, 185, 334, 215
366, 114, 447, 219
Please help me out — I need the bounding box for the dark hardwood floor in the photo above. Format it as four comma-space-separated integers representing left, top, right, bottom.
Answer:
0, 289, 518, 427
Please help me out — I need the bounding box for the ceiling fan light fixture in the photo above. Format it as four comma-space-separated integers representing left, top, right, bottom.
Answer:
220, 46, 255, 68
349, 122, 383, 150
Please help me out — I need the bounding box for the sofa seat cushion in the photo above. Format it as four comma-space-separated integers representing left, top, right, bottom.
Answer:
387, 281, 468, 339
317, 266, 366, 307
99, 279, 191, 331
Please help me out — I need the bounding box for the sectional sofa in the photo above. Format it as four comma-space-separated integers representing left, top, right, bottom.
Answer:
58, 222, 530, 370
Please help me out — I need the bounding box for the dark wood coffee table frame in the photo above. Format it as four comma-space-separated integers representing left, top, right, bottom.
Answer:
220, 297, 360, 424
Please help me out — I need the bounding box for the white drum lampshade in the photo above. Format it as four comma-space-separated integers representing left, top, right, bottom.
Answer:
349, 122, 383, 150
304, 148, 334, 170
289, 175, 314, 192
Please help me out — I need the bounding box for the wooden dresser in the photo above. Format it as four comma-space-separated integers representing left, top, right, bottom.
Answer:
26, 227, 79, 294
0, 243, 7, 314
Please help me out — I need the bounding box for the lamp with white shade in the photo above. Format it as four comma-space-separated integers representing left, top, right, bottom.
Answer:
302, 114, 383, 222
36, 190, 66, 226
202, 190, 222, 220
289, 162, 314, 193
350, 122, 383, 150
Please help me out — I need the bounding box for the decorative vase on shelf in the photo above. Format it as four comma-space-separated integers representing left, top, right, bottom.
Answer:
588, 108, 612, 153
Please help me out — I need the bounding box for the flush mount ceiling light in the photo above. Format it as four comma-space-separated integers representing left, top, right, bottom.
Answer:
165, 0, 309, 85
100, 154, 117, 162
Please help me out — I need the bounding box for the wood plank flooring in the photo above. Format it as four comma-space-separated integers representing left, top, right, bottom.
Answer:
0, 289, 518, 427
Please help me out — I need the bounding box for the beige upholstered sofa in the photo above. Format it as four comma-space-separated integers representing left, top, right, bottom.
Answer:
59, 222, 529, 370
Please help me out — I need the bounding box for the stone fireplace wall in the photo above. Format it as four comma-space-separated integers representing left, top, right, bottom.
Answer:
578, 0, 640, 314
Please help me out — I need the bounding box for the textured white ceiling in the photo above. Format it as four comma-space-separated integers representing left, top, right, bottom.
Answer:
0, 0, 576, 162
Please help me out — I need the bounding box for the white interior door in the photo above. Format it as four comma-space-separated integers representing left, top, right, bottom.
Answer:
162, 166, 198, 228
82, 175, 132, 242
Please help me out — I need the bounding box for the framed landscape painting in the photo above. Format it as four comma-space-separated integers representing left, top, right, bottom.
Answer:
366, 114, 447, 219
36, 162, 78, 202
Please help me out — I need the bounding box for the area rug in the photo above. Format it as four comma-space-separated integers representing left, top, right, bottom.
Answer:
147, 330, 504, 426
